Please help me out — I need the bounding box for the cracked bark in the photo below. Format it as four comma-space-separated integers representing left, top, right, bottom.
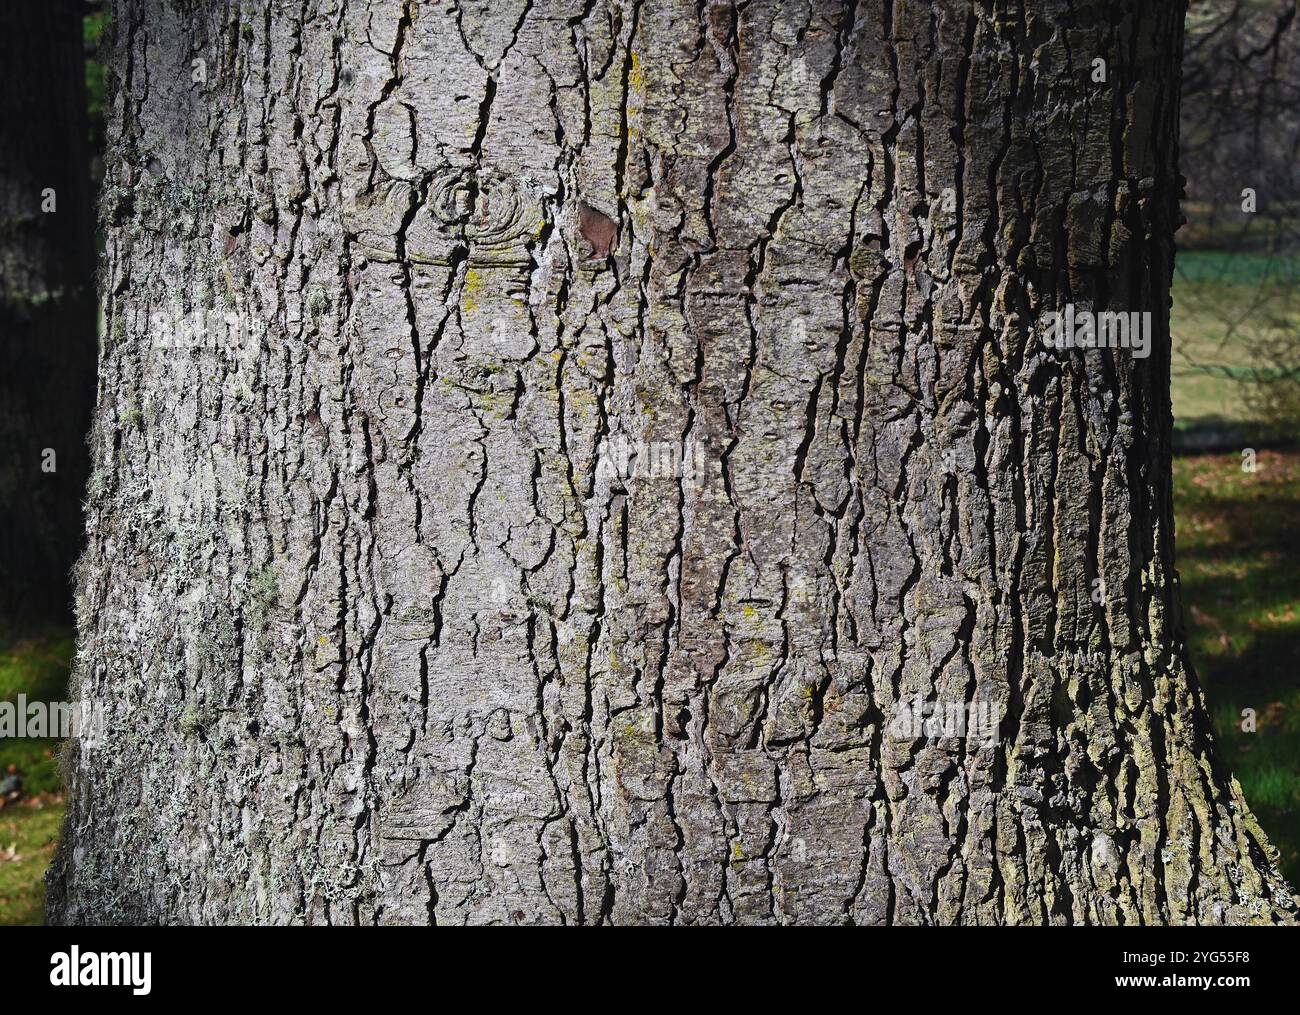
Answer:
50, 0, 1296, 925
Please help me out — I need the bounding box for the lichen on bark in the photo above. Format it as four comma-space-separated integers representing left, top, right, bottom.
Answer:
50, 0, 1296, 925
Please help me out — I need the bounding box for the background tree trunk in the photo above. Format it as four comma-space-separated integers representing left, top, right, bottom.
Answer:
0, 0, 96, 622
51, 0, 1295, 925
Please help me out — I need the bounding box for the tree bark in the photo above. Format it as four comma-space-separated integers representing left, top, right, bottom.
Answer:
51, 0, 1296, 925
0, 0, 96, 622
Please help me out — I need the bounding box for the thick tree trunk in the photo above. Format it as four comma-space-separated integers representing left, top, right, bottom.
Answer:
0, 0, 96, 621
51, 0, 1295, 925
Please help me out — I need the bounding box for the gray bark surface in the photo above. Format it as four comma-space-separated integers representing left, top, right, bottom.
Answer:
51, 0, 1296, 925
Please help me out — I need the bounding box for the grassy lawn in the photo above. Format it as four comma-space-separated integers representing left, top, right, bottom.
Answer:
0, 797, 64, 925
0, 629, 72, 925
1175, 450, 1300, 884
1171, 251, 1300, 442
1171, 248, 1300, 883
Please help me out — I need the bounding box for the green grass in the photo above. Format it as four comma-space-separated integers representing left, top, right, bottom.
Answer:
1176, 251, 1300, 285
0, 798, 63, 925
1170, 251, 1300, 440
1175, 450, 1300, 884
0, 627, 72, 925
0, 629, 74, 797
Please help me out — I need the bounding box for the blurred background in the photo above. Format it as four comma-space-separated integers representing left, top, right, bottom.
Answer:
1, 1, 103, 926
1171, 0, 1300, 892
1, 1, 1298, 923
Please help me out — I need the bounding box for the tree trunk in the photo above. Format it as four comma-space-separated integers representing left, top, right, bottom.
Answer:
51, 0, 1296, 925
0, 0, 96, 622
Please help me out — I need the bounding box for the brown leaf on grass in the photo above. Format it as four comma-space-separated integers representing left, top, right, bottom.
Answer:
1189, 605, 1232, 649
1190, 605, 1222, 630
1262, 701, 1287, 729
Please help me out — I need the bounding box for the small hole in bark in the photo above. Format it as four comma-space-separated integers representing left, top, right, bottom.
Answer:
578, 201, 617, 260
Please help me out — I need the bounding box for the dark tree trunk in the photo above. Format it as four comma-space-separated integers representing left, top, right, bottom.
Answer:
0, 0, 97, 622
51, 0, 1296, 925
